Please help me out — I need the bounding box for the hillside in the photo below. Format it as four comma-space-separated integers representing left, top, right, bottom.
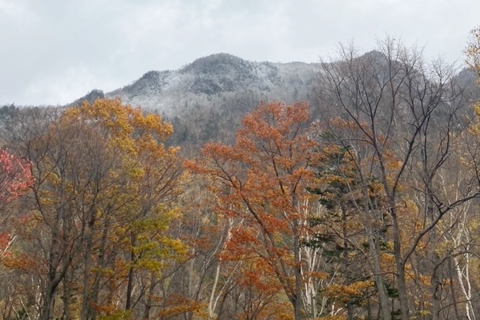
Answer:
3, 46, 480, 320
70, 52, 480, 147
73, 53, 319, 146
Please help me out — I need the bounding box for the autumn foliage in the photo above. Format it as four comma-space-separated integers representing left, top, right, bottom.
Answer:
0, 148, 33, 263
186, 101, 321, 319
1, 28, 480, 320
0, 149, 33, 208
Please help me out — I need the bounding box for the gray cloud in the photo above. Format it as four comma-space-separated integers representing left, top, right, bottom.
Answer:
1, 0, 479, 105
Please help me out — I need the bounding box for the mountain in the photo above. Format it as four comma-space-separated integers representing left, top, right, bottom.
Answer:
73, 53, 319, 146
71, 52, 480, 148
107, 53, 317, 115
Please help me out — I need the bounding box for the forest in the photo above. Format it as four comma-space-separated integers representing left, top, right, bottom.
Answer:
1, 30, 480, 320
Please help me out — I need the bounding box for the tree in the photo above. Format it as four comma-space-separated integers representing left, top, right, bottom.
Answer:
466, 26, 480, 77
316, 39, 479, 320
308, 139, 378, 319
186, 101, 319, 320
0, 148, 33, 221
3, 100, 185, 320
0, 147, 33, 270
0, 149, 34, 320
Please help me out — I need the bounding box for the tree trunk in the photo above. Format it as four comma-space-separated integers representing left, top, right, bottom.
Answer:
62, 267, 74, 320
87, 216, 111, 320
293, 220, 304, 320
448, 257, 460, 320
363, 192, 391, 320
40, 282, 56, 320
342, 206, 354, 320
81, 230, 94, 320
143, 272, 157, 320
391, 207, 409, 320
126, 234, 136, 310
430, 222, 441, 320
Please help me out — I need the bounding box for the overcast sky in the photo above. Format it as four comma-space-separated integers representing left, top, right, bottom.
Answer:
1, 0, 479, 106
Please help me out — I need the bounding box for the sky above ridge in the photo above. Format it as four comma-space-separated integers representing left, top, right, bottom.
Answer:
1, 0, 479, 106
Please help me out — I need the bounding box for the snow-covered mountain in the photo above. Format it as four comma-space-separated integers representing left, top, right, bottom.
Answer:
71, 52, 480, 147
72, 53, 319, 145
106, 53, 317, 115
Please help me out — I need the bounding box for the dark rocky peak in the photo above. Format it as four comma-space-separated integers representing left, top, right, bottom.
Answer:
362, 50, 386, 60
126, 71, 160, 91
118, 70, 175, 99
455, 67, 480, 100
84, 89, 105, 102
180, 53, 254, 76
139, 70, 161, 82
456, 68, 478, 86
179, 53, 261, 95
135, 70, 172, 83
70, 89, 105, 106
359, 50, 391, 69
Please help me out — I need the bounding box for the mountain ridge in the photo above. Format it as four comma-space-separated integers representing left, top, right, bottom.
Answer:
70, 52, 479, 147
69, 53, 320, 145
75, 53, 318, 114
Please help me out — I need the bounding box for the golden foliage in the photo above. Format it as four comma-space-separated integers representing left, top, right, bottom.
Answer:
324, 281, 374, 303
466, 26, 480, 76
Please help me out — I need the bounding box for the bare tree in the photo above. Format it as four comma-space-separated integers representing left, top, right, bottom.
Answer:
316, 38, 479, 320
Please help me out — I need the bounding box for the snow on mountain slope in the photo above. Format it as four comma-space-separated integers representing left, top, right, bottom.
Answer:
103, 53, 319, 117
